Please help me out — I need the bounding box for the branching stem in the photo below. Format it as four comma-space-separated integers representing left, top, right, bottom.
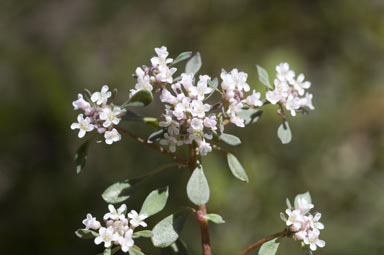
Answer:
237, 228, 288, 255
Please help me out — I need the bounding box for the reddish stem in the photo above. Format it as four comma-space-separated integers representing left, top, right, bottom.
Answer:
237, 229, 288, 255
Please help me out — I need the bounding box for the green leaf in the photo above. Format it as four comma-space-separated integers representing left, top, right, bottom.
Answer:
208, 77, 218, 90
127, 90, 153, 107
173, 51, 193, 64
75, 229, 98, 239
219, 133, 241, 146
185, 52, 202, 75
227, 153, 249, 182
294, 191, 312, 211
237, 109, 263, 125
280, 212, 287, 222
277, 122, 292, 144
286, 198, 292, 209
204, 213, 225, 224
258, 238, 280, 255
148, 129, 165, 143
140, 187, 169, 217
186, 166, 210, 206
133, 230, 153, 238
122, 110, 143, 121
256, 65, 272, 89
75, 139, 91, 174
143, 117, 159, 128
129, 247, 145, 255
102, 177, 145, 204
152, 210, 191, 248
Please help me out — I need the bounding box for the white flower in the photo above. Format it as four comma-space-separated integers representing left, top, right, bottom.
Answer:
276, 63, 295, 83
127, 210, 148, 228
308, 212, 324, 230
304, 230, 325, 251
301, 93, 315, 110
204, 115, 217, 130
160, 133, 183, 152
94, 226, 115, 248
285, 95, 301, 116
91, 85, 112, 105
135, 68, 153, 92
191, 100, 210, 118
266, 90, 282, 105
104, 204, 127, 221
118, 229, 134, 253
231, 68, 250, 92
180, 73, 194, 90
82, 213, 101, 230
297, 197, 314, 213
285, 209, 304, 232
293, 73, 311, 96
71, 114, 95, 138
198, 140, 212, 156
189, 118, 204, 131
72, 94, 90, 111
111, 218, 130, 236
99, 106, 122, 128
157, 65, 177, 84
245, 90, 262, 107
160, 89, 178, 105
189, 75, 212, 100
151, 46, 173, 67
230, 114, 245, 127
220, 70, 236, 91
104, 128, 121, 145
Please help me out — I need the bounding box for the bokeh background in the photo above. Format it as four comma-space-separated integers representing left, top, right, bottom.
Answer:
1, 0, 384, 254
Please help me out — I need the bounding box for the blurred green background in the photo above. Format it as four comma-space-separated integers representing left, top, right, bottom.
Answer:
1, 0, 384, 254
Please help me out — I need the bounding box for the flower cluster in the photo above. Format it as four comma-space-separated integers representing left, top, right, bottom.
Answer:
71, 85, 123, 144
283, 197, 325, 252
130, 46, 176, 97
80, 204, 148, 253
220, 68, 263, 127
266, 63, 314, 116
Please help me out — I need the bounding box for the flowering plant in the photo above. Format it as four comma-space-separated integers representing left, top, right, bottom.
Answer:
71, 46, 323, 255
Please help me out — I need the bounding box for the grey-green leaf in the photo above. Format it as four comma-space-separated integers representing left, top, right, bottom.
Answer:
237, 109, 263, 125
186, 166, 210, 206
258, 238, 280, 255
133, 230, 153, 239
75, 139, 91, 174
227, 153, 249, 182
127, 90, 153, 107
256, 65, 272, 89
185, 52, 202, 75
129, 247, 145, 255
173, 51, 193, 64
102, 177, 145, 204
75, 229, 98, 239
294, 191, 312, 210
219, 133, 241, 146
204, 213, 225, 224
277, 122, 292, 144
148, 129, 165, 143
152, 210, 190, 248
140, 186, 169, 217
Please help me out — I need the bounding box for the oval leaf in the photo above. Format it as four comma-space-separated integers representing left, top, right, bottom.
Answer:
277, 122, 292, 144
204, 213, 225, 224
294, 191, 312, 210
219, 133, 241, 146
173, 51, 192, 64
75, 139, 91, 174
237, 109, 263, 125
129, 247, 145, 255
186, 166, 210, 206
185, 52, 202, 75
227, 153, 249, 182
133, 230, 153, 239
147, 129, 165, 143
75, 229, 98, 239
256, 65, 272, 89
140, 186, 169, 217
127, 90, 153, 107
102, 177, 145, 204
258, 238, 280, 255
152, 210, 190, 248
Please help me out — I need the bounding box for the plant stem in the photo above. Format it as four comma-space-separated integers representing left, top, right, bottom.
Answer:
189, 145, 212, 255
114, 125, 187, 164
237, 229, 288, 255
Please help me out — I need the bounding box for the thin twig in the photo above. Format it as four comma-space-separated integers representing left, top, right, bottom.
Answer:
114, 125, 187, 164
237, 229, 288, 255
189, 145, 212, 255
